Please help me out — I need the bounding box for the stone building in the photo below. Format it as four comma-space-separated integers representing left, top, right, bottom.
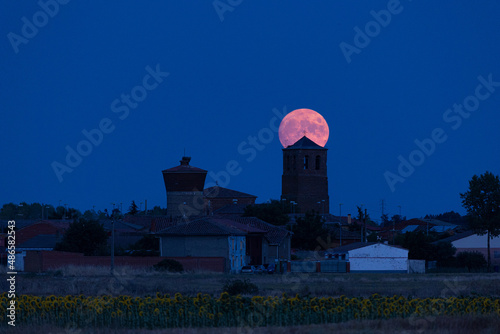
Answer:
162, 157, 207, 218
281, 136, 329, 214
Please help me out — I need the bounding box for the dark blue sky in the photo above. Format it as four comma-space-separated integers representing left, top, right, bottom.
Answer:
2, 1, 500, 221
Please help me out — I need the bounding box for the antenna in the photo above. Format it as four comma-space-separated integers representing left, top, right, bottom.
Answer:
184, 148, 185, 156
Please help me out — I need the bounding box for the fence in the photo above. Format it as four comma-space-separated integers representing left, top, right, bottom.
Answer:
290, 260, 348, 273
23, 251, 226, 273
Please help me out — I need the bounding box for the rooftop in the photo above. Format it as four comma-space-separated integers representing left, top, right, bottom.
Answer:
284, 136, 327, 150
162, 156, 207, 173
204, 186, 257, 199
17, 234, 62, 249
157, 217, 247, 236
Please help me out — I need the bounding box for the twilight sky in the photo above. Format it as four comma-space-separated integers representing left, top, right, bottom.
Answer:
1, 1, 500, 221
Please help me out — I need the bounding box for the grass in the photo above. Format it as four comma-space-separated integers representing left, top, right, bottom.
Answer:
12, 265, 500, 298
4, 315, 500, 334
4, 266, 500, 332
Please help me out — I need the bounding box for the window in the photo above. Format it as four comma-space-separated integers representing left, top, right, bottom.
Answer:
293, 155, 296, 169
495, 251, 500, 259
304, 155, 309, 169
315, 155, 320, 170
286, 155, 290, 170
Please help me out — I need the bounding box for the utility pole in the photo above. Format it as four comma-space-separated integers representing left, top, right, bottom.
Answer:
364, 208, 367, 243
339, 203, 343, 246
111, 214, 115, 275
392, 219, 395, 245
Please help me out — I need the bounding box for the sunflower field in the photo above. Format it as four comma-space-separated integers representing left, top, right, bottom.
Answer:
1, 292, 499, 329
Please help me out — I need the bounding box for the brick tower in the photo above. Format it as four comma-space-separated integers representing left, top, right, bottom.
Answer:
281, 136, 329, 214
162, 157, 207, 218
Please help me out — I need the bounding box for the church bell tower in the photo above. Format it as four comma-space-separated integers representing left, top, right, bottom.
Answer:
281, 136, 329, 214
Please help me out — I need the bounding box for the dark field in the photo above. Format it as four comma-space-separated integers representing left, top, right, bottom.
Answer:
8, 265, 500, 298
3, 266, 500, 333
4, 315, 500, 334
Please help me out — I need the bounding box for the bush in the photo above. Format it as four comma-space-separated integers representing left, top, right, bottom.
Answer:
222, 279, 258, 295
153, 259, 183, 273
456, 251, 487, 272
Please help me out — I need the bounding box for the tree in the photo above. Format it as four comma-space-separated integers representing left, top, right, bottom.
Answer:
292, 211, 327, 250
396, 231, 435, 260
425, 211, 465, 225
456, 251, 487, 272
0, 202, 71, 220
128, 201, 139, 216
150, 206, 167, 216
243, 200, 290, 226
128, 235, 160, 256
460, 171, 500, 271
391, 214, 404, 224
432, 241, 456, 267
380, 213, 390, 227
55, 218, 108, 255
357, 206, 371, 242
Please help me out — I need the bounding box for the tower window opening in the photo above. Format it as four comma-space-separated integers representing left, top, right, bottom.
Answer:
286, 155, 290, 170
315, 155, 321, 170
293, 155, 296, 169
304, 155, 309, 169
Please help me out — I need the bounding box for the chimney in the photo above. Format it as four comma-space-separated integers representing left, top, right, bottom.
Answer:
347, 214, 351, 225
180, 156, 191, 165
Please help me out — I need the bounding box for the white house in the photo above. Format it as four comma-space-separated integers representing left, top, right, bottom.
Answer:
438, 231, 500, 266
326, 242, 409, 273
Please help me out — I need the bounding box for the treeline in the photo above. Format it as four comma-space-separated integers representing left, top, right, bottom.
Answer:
0, 202, 167, 221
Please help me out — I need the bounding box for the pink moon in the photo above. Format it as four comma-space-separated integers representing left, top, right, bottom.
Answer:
278, 108, 329, 148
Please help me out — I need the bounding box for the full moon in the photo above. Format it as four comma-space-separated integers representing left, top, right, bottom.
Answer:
278, 108, 329, 148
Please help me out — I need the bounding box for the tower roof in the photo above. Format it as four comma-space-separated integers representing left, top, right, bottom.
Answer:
204, 186, 257, 199
284, 136, 327, 150
162, 156, 207, 173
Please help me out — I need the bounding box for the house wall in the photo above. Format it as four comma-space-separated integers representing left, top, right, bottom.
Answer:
454, 247, 500, 266
348, 244, 408, 272
452, 234, 500, 266
262, 239, 269, 264
160, 235, 227, 257
24, 251, 226, 272
228, 236, 246, 272
266, 236, 292, 264
245, 235, 263, 265
160, 235, 231, 271
452, 234, 500, 248
17, 223, 66, 245
279, 236, 291, 261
